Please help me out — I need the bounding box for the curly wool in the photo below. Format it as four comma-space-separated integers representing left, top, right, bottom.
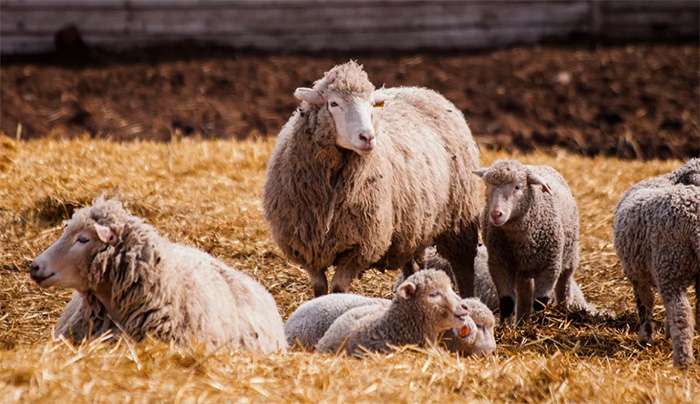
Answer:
264, 61, 481, 297
480, 160, 581, 321
312, 60, 375, 97
614, 177, 700, 367
55, 198, 287, 353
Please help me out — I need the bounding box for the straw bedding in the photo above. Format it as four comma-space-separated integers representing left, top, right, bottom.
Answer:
0, 137, 697, 402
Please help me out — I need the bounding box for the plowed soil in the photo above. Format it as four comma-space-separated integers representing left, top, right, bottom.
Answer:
1, 43, 698, 159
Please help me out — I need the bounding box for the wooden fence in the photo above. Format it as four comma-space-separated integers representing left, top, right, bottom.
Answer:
1, 0, 698, 54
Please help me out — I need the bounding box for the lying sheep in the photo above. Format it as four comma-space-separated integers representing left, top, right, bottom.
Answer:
285, 293, 386, 348
264, 61, 481, 297
474, 160, 581, 323
285, 292, 496, 356
614, 173, 700, 367
312, 270, 491, 355
30, 197, 287, 353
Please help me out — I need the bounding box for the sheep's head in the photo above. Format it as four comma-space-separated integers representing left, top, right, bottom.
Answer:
670, 158, 700, 186
294, 60, 386, 155
445, 298, 497, 356
396, 269, 469, 333
29, 197, 126, 292
473, 159, 551, 226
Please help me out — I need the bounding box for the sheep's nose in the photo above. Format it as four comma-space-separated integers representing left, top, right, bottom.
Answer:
29, 262, 41, 277
358, 130, 375, 145
490, 210, 503, 220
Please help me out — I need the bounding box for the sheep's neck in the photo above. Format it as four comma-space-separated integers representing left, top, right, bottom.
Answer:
92, 284, 121, 324
383, 300, 438, 346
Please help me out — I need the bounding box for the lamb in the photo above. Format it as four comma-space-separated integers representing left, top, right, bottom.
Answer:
29, 197, 287, 353
263, 61, 481, 298
285, 292, 496, 356
614, 173, 700, 367
284, 293, 387, 348
474, 159, 582, 323
312, 270, 488, 355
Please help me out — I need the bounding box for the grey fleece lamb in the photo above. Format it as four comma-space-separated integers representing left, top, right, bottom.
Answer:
30, 197, 287, 353
263, 61, 481, 298
614, 167, 700, 368
474, 159, 583, 323
313, 270, 472, 355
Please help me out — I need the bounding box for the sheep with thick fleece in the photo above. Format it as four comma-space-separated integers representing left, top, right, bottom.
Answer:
285, 293, 496, 356
30, 197, 287, 353
313, 270, 479, 355
474, 160, 582, 323
263, 61, 481, 297
614, 175, 699, 367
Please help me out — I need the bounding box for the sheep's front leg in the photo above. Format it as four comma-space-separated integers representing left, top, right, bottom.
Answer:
489, 260, 515, 323
696, 273, 700, 333
533, 260, 561, 312
308, 267, 328, 297
659, 286, 695, 368
515, 277, 534, 323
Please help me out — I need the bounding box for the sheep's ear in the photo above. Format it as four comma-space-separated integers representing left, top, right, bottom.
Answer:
371, 91, 388, 108
94, 223, 117, 245
472, 168, 488, 178
294, 87, 324, 105
526, 172, 552, 194
397, 281, 416, 300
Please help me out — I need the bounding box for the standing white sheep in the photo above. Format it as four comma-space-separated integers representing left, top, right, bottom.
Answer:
263, 61, 481, 297
614, 169, 699, 368
474, 159, 582, 324
29, 197, 287, 353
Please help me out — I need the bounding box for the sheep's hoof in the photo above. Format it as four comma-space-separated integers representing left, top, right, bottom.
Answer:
672, 352, 695, 369
533, 297, 549, 312
638, 324, 653, 345
499, 296, 515, 320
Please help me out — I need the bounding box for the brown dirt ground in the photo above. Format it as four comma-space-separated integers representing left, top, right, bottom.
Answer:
2, 43, 698, 159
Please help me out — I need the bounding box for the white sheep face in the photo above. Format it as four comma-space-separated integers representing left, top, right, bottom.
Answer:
29, 220, 116, 291
295, 87, 383, 155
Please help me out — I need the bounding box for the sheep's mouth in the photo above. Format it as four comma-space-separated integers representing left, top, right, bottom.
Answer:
31, 272, 55, 286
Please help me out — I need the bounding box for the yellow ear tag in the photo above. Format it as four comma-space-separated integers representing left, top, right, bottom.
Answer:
374, 100, 385, 108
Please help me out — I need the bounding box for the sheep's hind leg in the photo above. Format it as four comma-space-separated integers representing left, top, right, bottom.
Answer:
329, 252, 367, 294
659, 286, 695, 368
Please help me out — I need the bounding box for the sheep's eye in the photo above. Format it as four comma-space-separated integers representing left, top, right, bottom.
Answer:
76, 236, 90, 244
514, 185, 521, 191
373, 100, 385, 108
329, 101, 339, 108
428, 291, 440, 298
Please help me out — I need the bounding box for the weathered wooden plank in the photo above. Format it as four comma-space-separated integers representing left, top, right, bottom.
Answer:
599, 0, 698, 13
2, 2, 590, 35
0, 24, 591, 54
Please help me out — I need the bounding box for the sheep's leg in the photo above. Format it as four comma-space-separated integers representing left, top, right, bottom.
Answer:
488, 260, 515, 323
533, 258, 561, 311
515, 277, 534, 323
631, 278, 655, 344
329, 252, 367, 294
308, 268, 328, 297
555, 245, 578, 305
659, 286, 695, 368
